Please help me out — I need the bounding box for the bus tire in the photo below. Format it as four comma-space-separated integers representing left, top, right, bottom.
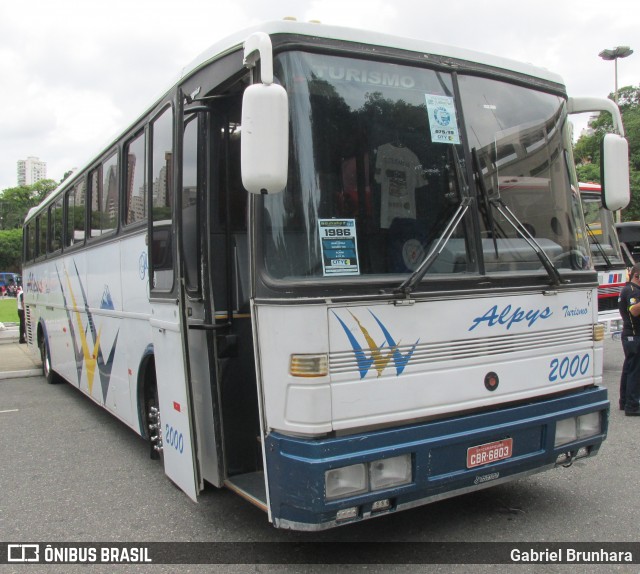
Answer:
39, 333, 57, 384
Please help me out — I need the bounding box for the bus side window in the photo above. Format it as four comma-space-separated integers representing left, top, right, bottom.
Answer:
90, 153, 118, 238
65, 180, 86, 247
182, 114, 200, 293
49, 196, 63, 253
36, 214, 46, 258
150, 106, 174, 293
24, 223, 32, 261
125, 130, 147, 226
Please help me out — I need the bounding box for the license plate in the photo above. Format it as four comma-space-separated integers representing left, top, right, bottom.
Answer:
467, 438, 513, 469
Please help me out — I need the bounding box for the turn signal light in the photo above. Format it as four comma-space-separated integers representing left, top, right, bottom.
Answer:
593, 324, 605, 341
289, 354, 328, 377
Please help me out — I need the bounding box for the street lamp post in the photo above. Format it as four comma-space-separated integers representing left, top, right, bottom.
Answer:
598, 46, 634, 104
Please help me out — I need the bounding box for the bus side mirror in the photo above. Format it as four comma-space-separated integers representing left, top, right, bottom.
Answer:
241, 83, 289, 194
601, 133, 630, 211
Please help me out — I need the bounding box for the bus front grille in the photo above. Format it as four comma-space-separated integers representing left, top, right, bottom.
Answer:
329, 325, 593, 375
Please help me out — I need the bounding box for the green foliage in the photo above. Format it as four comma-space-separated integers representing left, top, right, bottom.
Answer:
0, 228, 23, 271
624, 170, 640, 221
0, 179, 58, 230
573, 85, 640, 221
0, 179, 60, 272
575, 163, 600, 183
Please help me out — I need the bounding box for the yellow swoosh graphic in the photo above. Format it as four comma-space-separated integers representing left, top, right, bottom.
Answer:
349, 312, 397, 377
65, 267, 98, 395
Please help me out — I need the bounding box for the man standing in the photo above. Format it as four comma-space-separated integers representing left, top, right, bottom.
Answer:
618, 263, 640, 416
16, 285, 26, 344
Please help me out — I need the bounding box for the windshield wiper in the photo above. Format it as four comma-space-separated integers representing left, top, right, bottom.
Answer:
471, 148, 564, 287
491, 199, 564, 286
395, 197, 472, 296
585, 225, 613, 268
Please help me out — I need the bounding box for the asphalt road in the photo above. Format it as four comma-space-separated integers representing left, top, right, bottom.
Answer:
0, 339, 637, 573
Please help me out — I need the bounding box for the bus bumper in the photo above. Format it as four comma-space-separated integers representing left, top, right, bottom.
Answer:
264, 386, 609, 531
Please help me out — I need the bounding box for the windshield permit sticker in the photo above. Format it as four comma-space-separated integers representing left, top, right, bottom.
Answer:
425, 94, 460, 144
318, 219, 360, 276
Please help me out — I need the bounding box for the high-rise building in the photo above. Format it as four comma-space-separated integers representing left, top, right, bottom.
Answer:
17, 156, 47, 186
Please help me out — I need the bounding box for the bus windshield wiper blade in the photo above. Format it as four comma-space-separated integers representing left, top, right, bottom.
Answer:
586, 225, 612, 267
492, 199, 565, 286
395, 197, 472, 296
470, 147, 564, 287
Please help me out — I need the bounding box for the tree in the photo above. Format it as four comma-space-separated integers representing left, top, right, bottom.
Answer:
0, 179, 58, 230
0, 179, 58, 273
573, 85, 640, 220
0, 228, 23, 271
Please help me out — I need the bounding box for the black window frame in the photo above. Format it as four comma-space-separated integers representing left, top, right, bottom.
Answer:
48, 196, 64, 254
148, 103, 176, 297
89, 150, 120, 241
64, 178, 88, 250
124, 129, 148, 228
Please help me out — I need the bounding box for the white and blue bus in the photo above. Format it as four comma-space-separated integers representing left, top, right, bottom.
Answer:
22, 20, 630, 530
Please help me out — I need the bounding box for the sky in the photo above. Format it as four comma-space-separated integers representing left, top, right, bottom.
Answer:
1, 0, 638, 192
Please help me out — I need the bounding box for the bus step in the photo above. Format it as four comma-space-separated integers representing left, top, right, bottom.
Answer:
224, 471, 267, 512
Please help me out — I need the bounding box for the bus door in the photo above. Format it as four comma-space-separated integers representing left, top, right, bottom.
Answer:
148, 220, 200, 502
179, 110, 225, 490
146, 106, 207, 502
153, 109, 232, 499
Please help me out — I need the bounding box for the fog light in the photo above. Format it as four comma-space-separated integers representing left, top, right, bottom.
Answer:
289, 354, 328, 377
577, 412, 601, 438
369, 454, 412, 491
555, 417, 577, 447
372, 499, 391, 512
575, 446, 590, 459
336, 507, 359, 521
325, 464, 368, 500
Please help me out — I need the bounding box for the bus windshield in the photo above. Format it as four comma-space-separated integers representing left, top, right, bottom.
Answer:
260, 51, 588, 283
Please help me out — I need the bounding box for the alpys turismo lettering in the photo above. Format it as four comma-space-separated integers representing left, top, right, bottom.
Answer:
562, 305, 588, 317
469, 304, 552, 331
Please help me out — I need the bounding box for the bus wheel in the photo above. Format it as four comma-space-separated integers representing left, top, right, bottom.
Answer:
39, 334, 56, 384
147, 385, 163, 461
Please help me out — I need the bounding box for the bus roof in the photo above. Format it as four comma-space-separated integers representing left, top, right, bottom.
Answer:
182, 20, 566, 87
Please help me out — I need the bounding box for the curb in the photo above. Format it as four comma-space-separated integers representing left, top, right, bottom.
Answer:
0, 369, 43, 381
0, 333, 43, 378
0, 328, 19, 344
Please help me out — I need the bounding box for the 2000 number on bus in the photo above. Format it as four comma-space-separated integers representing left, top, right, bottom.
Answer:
549, 354, 590, 382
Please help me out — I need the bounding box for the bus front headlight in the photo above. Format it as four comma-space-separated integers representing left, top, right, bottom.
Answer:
555, 417, 577, 447
369, 454, 411, 491
577, 412, 601, 438
325, 454, 413, 500
325, 464, 368, 500
555, 412, 602, 447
